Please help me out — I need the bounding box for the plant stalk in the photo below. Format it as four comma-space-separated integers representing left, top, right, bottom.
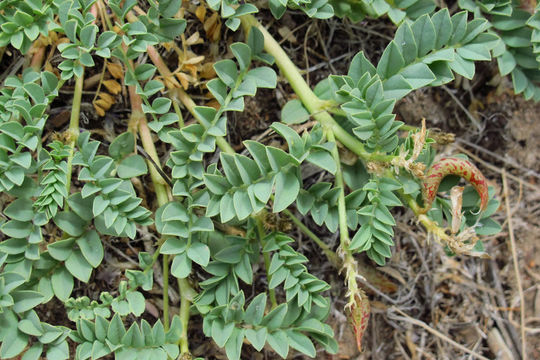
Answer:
128, 83, 194, 354
30, 46, 46, 72
325, 126, 361, 307
282, 209, 340, 267
256, 218, 278, 308
239, 15, 393, 163
65, 69, 84, 207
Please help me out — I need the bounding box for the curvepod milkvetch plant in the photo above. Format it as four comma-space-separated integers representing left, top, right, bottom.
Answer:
0, 0, 510, 359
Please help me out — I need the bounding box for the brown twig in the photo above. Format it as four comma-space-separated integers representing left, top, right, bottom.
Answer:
390, 307, 491, 360
502, 169, 527, 359
457, 138, 540, 181
455, 144, 540, 194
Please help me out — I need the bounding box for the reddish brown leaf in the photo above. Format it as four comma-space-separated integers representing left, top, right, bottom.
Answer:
421, 157, 489, 213
346, 291, 370, 352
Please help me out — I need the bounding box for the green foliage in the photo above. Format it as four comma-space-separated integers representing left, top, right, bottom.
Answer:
72, 132, 152, 238
268, 0, 334, 20
205, 0, 333, 28
297, 182, 366, 232
459, 0, 540, 101
70, 314, 183, 360
350, 178, 401, 264
0, 0, 54, 53
194, 233, 257, 311
0, 69, 56, 193
329, 0, 436, 24
262, 234, 331, 311
34, 141, 71, 217
201, 290, 338, 360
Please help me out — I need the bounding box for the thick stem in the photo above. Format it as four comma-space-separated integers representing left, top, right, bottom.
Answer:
325, 127, 360, 306
69, 74, 83, 137
65, 69, 84, 206
30, 46, 46, 71
128, 84, 194, 354
240, 16, 324, 113
162, 254, 170, 330
177, 278, 193, 354
240, 15, 393, 163
129, 88, 169, 201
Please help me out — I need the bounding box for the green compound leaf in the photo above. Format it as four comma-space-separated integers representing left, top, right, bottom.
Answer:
109, 132, 135, 160
117, 155, 148, 179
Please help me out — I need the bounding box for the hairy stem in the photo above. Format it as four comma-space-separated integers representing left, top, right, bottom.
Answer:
256, 218, 278, 308
325, 126, 360, 307
65, 69, 84, 207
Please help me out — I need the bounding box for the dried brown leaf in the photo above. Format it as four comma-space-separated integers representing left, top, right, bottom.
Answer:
97, 92, 115, 104
57, 37, 70, 45
206, 99, 221, 110
185, 32, 203, 46
93, 91, 115, 117
183, 55, 205, 65
107, 62, 124, 79
184, 64, 198, 79
195, 4, 206, 23
175, 72, 191, 90
102, 79, 122, 95
163, 77, 179, 90
278, 26, 297, 43
93, 103, 106, 117
450, 186, 465, 234
200, 62, 216, 79
204, 12, 221, 42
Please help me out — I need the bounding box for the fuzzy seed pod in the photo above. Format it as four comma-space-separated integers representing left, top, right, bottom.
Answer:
346, 291, 370, 352
420, 157, 488, 214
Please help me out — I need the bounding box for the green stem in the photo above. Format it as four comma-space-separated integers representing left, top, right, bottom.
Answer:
325, 126, 360, 306
239, 15, 394, 163
162, 254, 169, 330
128, 84, 194, 354
177, 278, 194, 354
172, 100, 184, 128
65, 68, 84, 207
240, 16, 324, 114
256, 218, 277, 308
326, 130, 349, 249
282, 209, 340, 268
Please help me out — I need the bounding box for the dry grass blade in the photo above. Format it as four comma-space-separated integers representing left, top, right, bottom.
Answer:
457, 138, 540, 181
487, 326, 514, 360
442, 85, 483, 132
455, 145, 540, 194
502, 169, 527, 359
389, 307, 491, 360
